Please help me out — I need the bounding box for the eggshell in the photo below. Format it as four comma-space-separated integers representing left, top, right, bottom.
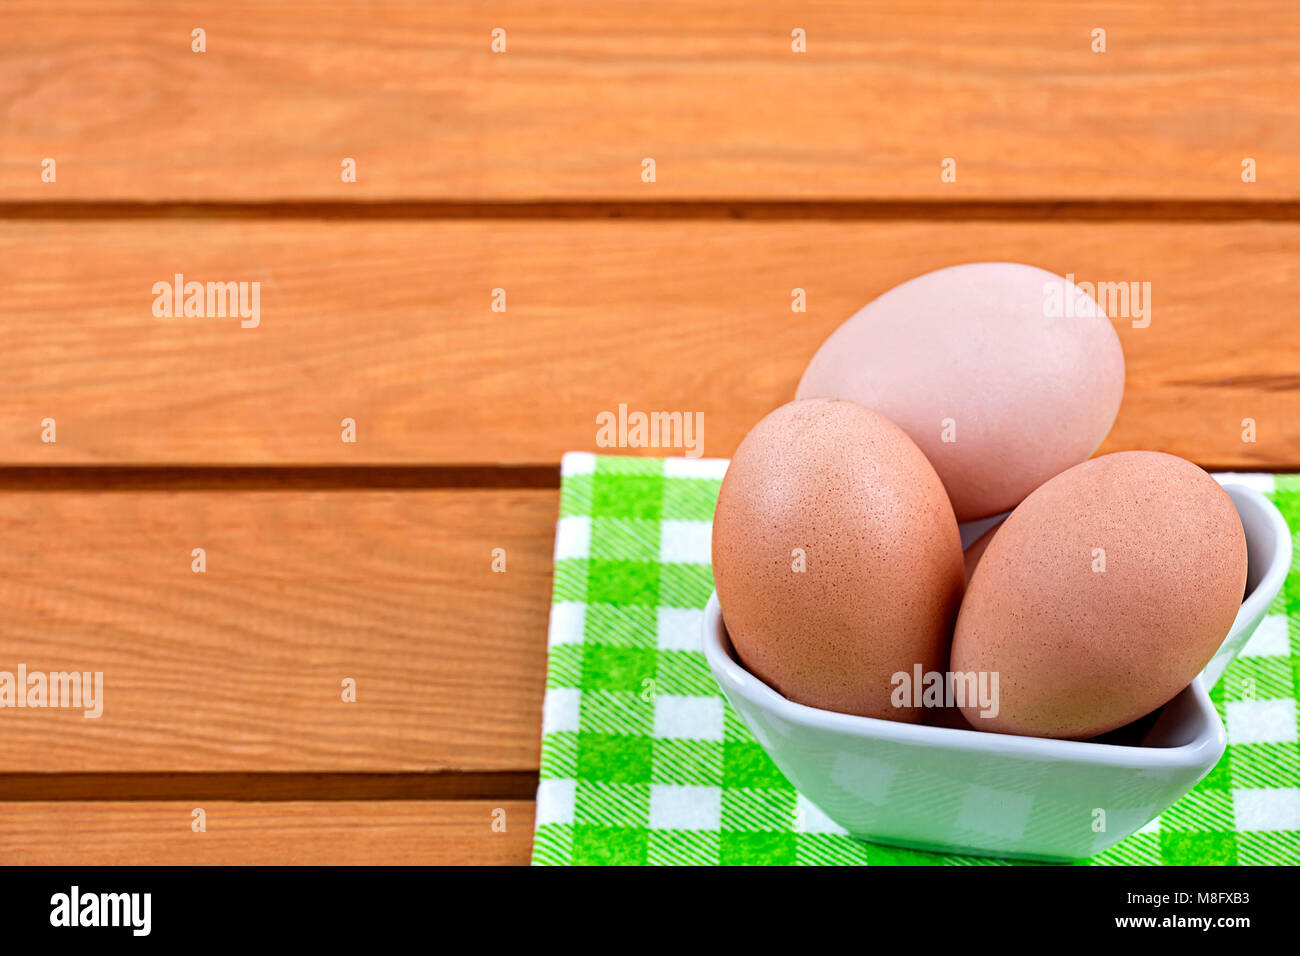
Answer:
951, 451, 1247, 740
796, 262, 1125, 522
712, 398, 965, 720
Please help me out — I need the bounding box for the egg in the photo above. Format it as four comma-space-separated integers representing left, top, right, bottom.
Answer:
712, 398, 965, 720
796, 262, 1126, 522
951, 451, 1247, 740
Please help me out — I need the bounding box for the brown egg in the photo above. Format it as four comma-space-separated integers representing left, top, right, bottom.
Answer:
712, 398, 965, 720
952, 451, 1247, 740
796, 262, 1126, 522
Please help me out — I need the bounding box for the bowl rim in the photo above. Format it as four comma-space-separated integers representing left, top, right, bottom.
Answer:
703, 592, 1226, 769
1218, 483, 1293, 652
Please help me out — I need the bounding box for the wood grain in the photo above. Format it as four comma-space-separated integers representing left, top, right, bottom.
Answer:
2, 1, 1297, 200
0, 801, 533, 864
0, 488, 554, 773
1, 218, 1296, 468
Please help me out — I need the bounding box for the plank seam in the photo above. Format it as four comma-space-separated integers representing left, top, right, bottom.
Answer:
2, 201, 1300, 221
0, 772, 540, 802
0, 466, 561, 490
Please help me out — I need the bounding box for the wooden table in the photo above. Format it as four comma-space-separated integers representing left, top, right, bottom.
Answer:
0, 1, 1297, 865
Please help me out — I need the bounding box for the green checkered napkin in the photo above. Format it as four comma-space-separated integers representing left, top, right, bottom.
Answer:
531, 454, 1300, 865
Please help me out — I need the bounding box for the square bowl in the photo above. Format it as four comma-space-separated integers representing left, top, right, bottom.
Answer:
702, 483, 1290, 862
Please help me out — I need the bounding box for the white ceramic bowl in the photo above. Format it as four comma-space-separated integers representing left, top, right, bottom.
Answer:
702, 484, 1291, 861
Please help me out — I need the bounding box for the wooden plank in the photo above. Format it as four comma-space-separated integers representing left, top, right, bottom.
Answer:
1, 218, 1297, 468
0, 489, 554, 772
0, 800, 534, 864
2, 1, 1297, 200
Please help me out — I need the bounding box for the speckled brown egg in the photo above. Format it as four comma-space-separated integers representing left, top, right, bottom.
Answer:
712, 398, 965, 720
796, 262, 1125, 522
951, 451, 1247, 740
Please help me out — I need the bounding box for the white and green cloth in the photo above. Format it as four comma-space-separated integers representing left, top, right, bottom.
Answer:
532, 454, 1300, 865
